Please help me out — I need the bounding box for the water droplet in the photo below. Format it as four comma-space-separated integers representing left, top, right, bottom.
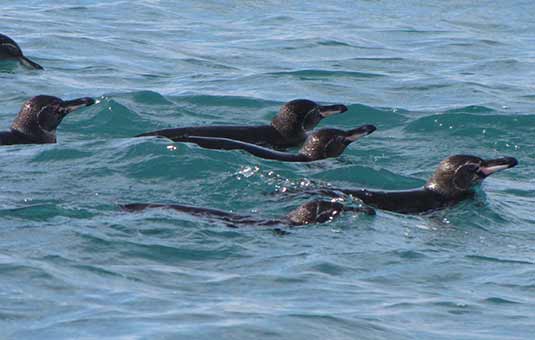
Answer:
299, 178, 311, 187
239, 165, 259, 178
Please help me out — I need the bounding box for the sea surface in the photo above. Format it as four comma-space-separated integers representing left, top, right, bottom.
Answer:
1, 1, 534, 339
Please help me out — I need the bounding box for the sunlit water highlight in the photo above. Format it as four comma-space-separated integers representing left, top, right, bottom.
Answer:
1, 1, 534, 339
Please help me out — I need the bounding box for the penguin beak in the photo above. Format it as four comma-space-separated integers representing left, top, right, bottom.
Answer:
318, 104, 348, 117
60, 97, 96, 114
478, 157, 518, 177
344, 124, 376, 144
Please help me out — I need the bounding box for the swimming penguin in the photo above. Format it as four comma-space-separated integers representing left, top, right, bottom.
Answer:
296, 155, 518, 214
0, 33, 43, 70
121, 199, 375, 227
0, 95, 95, 145
136, 99, 348, 149
174, 124, 376, 162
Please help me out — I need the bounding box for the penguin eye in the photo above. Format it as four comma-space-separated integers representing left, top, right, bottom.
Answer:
42, 104, 60, 116
453, 163, 482, 190
37, 104, 61, 131
324, 137, 346, 157
323, 139, 334, 157
1, 42, 21, 57
302, 108, 321, 130
464, 163, 484, 178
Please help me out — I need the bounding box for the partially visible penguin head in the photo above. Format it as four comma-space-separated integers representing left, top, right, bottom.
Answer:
0, 33, 43, 70
299, 125, 376, 161
286, 200, 346, 225
425, 154, 518, 197
10, 95, 95, 143
271, 99, 348, 139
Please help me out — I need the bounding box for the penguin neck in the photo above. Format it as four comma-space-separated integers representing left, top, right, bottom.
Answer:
270, 120, 306, 144
424, 181, 474, 200
10, 121, 56, 144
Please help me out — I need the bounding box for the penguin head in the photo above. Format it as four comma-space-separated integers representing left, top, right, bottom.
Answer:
271, 99, 348, 138
11, 95, 95, 143
0, 33, 23, 58
286, 200, 345, 225
0, 34, 43, 69
299, 125, 376, 161
425, 154, 518, 197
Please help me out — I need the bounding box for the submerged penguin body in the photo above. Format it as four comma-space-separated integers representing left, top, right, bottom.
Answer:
304, 155, 518, 214
121, 199, 374, 227
136, 99, 348, 148
175, 125, 376, 162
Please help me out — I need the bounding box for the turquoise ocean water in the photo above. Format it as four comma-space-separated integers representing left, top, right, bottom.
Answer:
1, 1, 534, 339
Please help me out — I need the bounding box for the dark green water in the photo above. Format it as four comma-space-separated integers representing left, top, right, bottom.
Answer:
1, 1, 534, 339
